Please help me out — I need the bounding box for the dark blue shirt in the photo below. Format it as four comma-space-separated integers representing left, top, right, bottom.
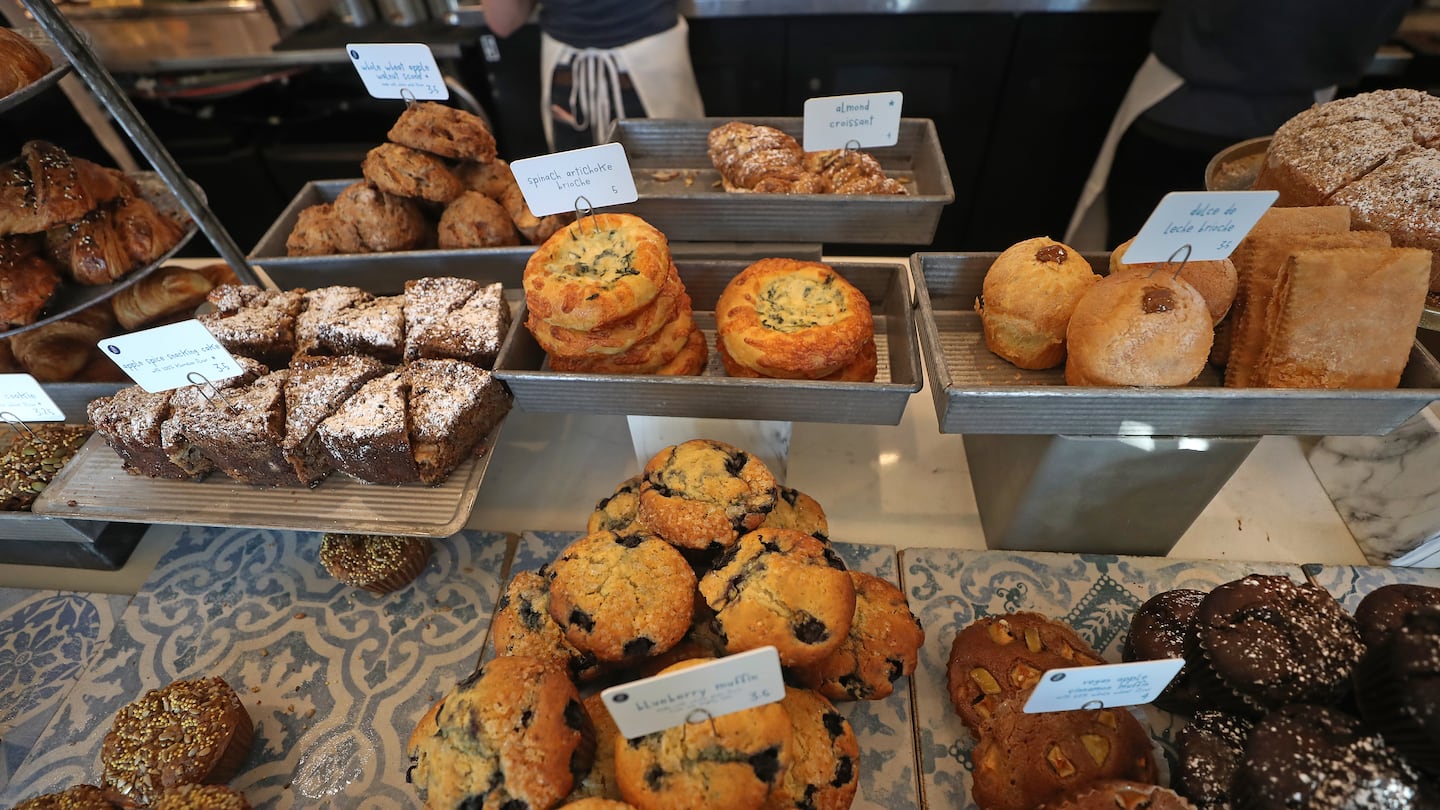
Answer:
539, 0, 678, 50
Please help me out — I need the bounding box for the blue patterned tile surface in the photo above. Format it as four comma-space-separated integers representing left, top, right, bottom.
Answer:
1307, 563, 1440, 612
901, 548, 1304, 810
0, 588, 129, 793
510, 531, 920, 810
0, 527, 510, 809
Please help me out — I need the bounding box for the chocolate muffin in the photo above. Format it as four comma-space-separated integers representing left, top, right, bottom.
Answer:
1195, 574, 1363, 711
1174, 710, 1252, 810
1235, 704, 1427, 810
1355, 583, 1440, 649
1354, 604, 1440, 776
1123, 588, 1206, 712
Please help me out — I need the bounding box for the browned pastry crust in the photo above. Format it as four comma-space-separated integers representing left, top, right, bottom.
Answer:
44, 205, 135, 286
110, 193, 183, 267
284, 202, 364, 257
0, 233, 58, 328
1064, 272, 1213, 387
10, 304, 113, 382
0, 141, 94, 236
653, 325, 708, 376
528, 263, 683, 358
800, 149, 908, 195
361, 142, 465, 203
74, 158, 137, 207
977, 237, 1099, 370
1330, 147, 1440, 291
152, 784, 251, 810
707, 121, 812, 192
0, 28, 52, 97
331, 181, 430, 253
387, 101, 497, 162
546, 298, 695, 374
454, 157, 514, 199
1110, 238, 1238, 326
717, 334, 876, 382
523, 212, 671, 331
111, 264, 225, 331
437, 190, 520, 248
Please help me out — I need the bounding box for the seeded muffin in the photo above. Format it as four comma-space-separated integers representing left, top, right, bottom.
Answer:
547, 530, 697, 663
408, 655, 593, 810
760, 486, 829, 541
1235, 704, 1427, 810
1174, 710, 1252, 810
969, 706, 1158, 810
319, 533, 431, 595
1354, 583, 1440, 648
12, 785, 116, 810
100, 677, 254, 809
764, 687, 859, 810
1195, 574, 1363, 711
1122, 589, 1206, 712
699, 527, 855, 667
945, 612, 1105, 734
491, 569, 603, 682
790, 570, 924, 701
639, 439, 778, 552
588, 476, 646, 536
1354, 604, 1440, 775
1042, 780, 1196, 810
151, 784, 251, 810
613, 659, 793, 810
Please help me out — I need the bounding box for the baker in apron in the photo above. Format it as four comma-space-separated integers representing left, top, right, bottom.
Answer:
1065, 0, 1411, 252
481, 0, 704, 152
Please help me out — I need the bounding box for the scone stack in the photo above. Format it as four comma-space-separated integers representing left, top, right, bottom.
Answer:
285, 101, 572, 255
408, 437, 926, 810
522, 212, 707, 375
86, 277, 512, 489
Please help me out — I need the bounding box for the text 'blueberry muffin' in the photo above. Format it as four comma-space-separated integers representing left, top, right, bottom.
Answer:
639, 439, 777, 552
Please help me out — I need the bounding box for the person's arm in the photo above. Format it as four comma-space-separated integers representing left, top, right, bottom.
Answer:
480, 0, 537, 38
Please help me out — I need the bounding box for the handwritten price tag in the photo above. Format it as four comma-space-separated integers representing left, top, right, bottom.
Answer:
0, 374, 64, 422
601, 647, 785, 739
1122, 190, 1278, 263
803, 91, 903, 151
97, 320, 245, 394
1022, 659, 1185, 713
510, 142, 637, 218
347, 43, 449, 101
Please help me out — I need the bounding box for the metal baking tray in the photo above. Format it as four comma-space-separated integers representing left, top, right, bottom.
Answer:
911, 252, 1440, 436
495, 260, 921, 425
607, 117, 954, 245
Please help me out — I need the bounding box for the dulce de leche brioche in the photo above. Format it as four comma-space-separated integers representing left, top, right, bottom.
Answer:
1065, 272, 1213, 387
976, 237, 1098, 369
1110, 238, 1238, 326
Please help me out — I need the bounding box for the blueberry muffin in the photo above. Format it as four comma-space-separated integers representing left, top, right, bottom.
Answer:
759, 486, 829, 541
12, 785, 116, 810
969, 706, 1158, 810
564, 693, 624, 802
492, 569, 603, 682
638, 439, 778, 551
101, 677, 254, 809
588, 476, 646, 536
1041, 780, 1196, 810
319, 533, 431, 595
1196, 574, 1363, 711
698, 527, 855, 667
764, 687, 859, 810
547, 531, 697, 663
1122, 588, 1206, 712
1235, 704, 1427, 810
1355, 604, 1440, 775
407, 655, 594, 810
1354, 583, 1440, 648
558, 800, 638, 810
945, 612, 1105, 735
1174, 710, 1252, 810
790, 571, 924, 701
613, 659, 793, 810
151, 784, 251, 810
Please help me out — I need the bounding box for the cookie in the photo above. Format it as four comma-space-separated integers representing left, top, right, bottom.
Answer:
638, 439, 778, 551
1122, 588, 1205, 712
387, 101, 497, 162
318, 533, 431, 595
523, 213, 671, 332
12, 785, 116, 810
547, 530, 697, 663
760, 486, 829, 541
698, 527, 855, 667
492, 569, 603, 682
613, 659, 792, 810
945, 612, 1105, 734
767, 687, 859, 810
1174, 709, 1251, 810
407, 655, 593, 810
588, 476, 646, 536
790, 570, 924, 701
1041, 780, 1195, 810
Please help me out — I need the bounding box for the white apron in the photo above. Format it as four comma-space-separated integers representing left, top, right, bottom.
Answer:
539, 16, 705, 150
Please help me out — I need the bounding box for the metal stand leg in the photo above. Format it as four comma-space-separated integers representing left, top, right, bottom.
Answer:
963, 433, 1259, 556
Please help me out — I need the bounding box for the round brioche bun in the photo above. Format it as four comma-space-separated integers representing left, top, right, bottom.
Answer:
1065, 272, 1213, 387
1109, 238, 1239, 326
976, 237, 1098, 369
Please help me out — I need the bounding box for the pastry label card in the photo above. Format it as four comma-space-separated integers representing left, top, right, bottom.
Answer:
0, 374, 64, 422
803, 91, 903, 151
347, 43, 449, 101
1022, 658, 1185, 714
511, 142, 638, 217
98, 320, 245, 394
1122, 190, 1278, 263
601, 646, 785, 739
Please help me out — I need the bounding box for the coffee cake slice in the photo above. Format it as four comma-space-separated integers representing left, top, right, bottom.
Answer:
316, 369, 419, 484
408, 358, 512, 485
159, 356, 268, 479
283, 354, 388, 486
407, 281, 512, 368
178, 370, 298, 487
198, 286, 303, 366
403, 276, 481, 360
296, 286, 373, 357
308, 294, 405, 362
88, 386, 190, 479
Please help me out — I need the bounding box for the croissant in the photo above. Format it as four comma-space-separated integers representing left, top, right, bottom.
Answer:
706, 121, 816, 192
45, 204, 135, 285
112, 193, 183, 266
0, 28, 51, 97
0, 141, 95, 236
112, 264, 223, 330
0, 233, 59, 328
10, 304, 114, 381
74, 158, 137, 207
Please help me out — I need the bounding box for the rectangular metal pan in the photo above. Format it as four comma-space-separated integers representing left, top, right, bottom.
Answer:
912, 252, 1440, 436
495, 260, 922, 425
608, 117, 954, 244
